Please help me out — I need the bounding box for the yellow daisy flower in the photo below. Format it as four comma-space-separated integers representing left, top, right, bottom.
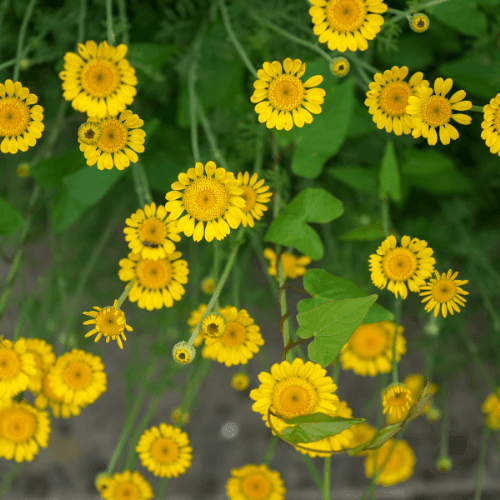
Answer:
24, 338, 56, 394
202, 313, 227, 339
82, 299, 132, 349
102, 470, 153, 500
0, 337, 37, 399
365, 66, 428, 136
118, 250, 189, 310
330, 56, 350, 77
236, 172, 272, 228
420, 269, 469, 318
364, 439, 415, 486
187, 304, 208, 347
136, 423, 192, 478
165, 161, 245, 242
0, 79, 44, 154
309, 0, 388, 52
172, 341, 196, 365
95, 472, 112, 495
369, 235, 436, 300
382, 383, 413, 420
226, 463, 286, 500
340, 321, 406, 377
0, 399, 50, 462
250, 58, 325, 130
59, 40, 138, 118
170, 406, 190, 426
263, 248, 312, 281
78, 121, 102, 145
345, 422, 377, 455
481, 389, 500, 430
201, 306, 264, 367
409, 13, 429, 33
79, 110, 145, 170
16, 163, 30, 177
231, 373, 250, 392
481, 93, 500, 155
249, 358, 339, 435
406, 77, 472, 145
201, 277, 215, 294
49, 349, 107, 407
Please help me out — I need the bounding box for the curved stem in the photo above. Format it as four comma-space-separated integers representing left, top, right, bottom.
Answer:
189, 64, 201, 163
0, 463, 22, 500
301, 455, 322, 491
470, 105, 484, 113
13, 0, 37, 81
155, 478, 169, 500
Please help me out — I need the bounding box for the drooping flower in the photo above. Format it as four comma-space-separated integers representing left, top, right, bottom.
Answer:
481, 93, 500, 156
409, 13, 429, 33
187, 304, 208, 347
101, 470, 153, 500
24, 338, 56, 394
263, 248, 312, 281
382, 383, 413, 420
226, 463, 286, 500
172, 341, 196, 365
201, 313, 227, 339
481, 389, 500, 430
250, 58, 325, 130
78, 121, 102, 145
231, 373, 250, 392
236, 172, 272, 228
0, 337, 37, 399
330, 56, 350, 77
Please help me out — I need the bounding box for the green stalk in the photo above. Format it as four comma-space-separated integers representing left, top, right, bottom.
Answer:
262, 435, 278, 466
131, 160, 153, 206
248, 230, 279, 297
232, 258, 240, 309
0, 463, 22, 500
106, 0, 115, 45
391, 297, 402, 384
323, 456, 331, 500
470, 105, 484, 113
0, 58, 15, 72
213, 240, 220, 310
301, 455, 322, 491
188, 64, 201, 163
116, 0, 129, 45
474, 419, 490, 500
253, 127, 265, 175
13, 0, 37, 81
78, 0, 87, 44
155, 478, 169, 499
439, 377, 450, 462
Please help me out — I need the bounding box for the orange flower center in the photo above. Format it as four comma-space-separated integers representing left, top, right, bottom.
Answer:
267, 74, 305, 112
379, 81, 412, 116
325, 0, 367, 33
151, 437, 179, 463
421, 95, 452, 127
135, 258, 173, 289
0, 97, 30, 137
80, 59, 121, 98
241, 473, 272, 500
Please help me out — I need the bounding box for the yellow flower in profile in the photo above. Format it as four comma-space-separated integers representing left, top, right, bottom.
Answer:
0, 79, 44, 154
170, 406, 190, 426
340, 321, 406, 377
79, 111, 145, 170
118, 250, 189, 310
481, 389, 500, 430
250, 58, 326, 130
309, 0, 388, 52
231, 373, 250, 391
481, 93, 500, 156
202, 313, 227, 339
16, 163, 30, 177
102, 470, 153, 500
187, 304, 208, 347
263, 248, 312, 281
364, 439, 415, 486
420, 269, 469, 318
24, 338, 56, 394
382, 383, 413, 420
406, 78, 472, 145
136, 423, 192, 478
59, 40, 138, 118
172, 341, 196, 365
0, 400, 50, 462
202, 306, 264, 366
165, 161, 245, 242
0, 337, 37, 399
95, 472, 112, 495
78, 122, 102, 145
49, 349, 107, 407
236, 172, 272, 227
226, 463, 286, 500
365, 66, 427, 135
201, 276, 214, 294
369, 235, 436, 300
124, 202, 181, 261
409, 13, 429, 33
346, 422, 377, 455
330, 56, 350, 77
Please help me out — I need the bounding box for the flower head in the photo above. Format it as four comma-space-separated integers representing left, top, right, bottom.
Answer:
0, 337, 37, 399
382, 383, 413, 420
236, 172, 272, 227
170, 406, 190, 426
481, 93, 500, 156
226, 463, 286, 500
0, 79, 44, 154
59, 40, 138, 118
309, 0, 388, 52
420, 269, 469, 318
78, 121, 102, 145
482, 389, 500, 430
202, 313, 227, 339
409, 13, 429, 33
330, 56, 350, 77
201, 277, 214, 294
95, 472, 111, 495
165, 161, 245, 242
365, 66, 427, 136
251, 58, 325, 130
369, 235, 436, 300
231, 373, 250, 391
263, 248, 312, 281
406, 78, 472, 145
173, 341, 196, 365
16, 163, 30, 177
101, 470, 153, 500
24, 338, 56, 394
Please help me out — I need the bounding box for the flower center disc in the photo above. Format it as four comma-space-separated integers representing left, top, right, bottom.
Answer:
241, 473, 272, 500
382, 248, 417, 281
151, 437, 179, 463
221, 322, 246, 346
95, 309, 124, 336
421, 95, 452, 127
431, 279, 456, 302
206, 323, 220, 337
115, 482, 140, 500
63, 361, 93, 389
387, 390, 408, 407
267, 75, 305, 112
135, 259, 173, 289
379, 82, 412, 116
240, 185, 257, 212
0, 98, 30, 136
140, 219, 166, 245
272, 376, 319, 419
325, 0, 367, 32
183, 177, 230, 221
0, 407, 36, 442
349, 324, 388, 358
0, 349, 20, 379
98, 119, 128, 153
80, 59, 121, 98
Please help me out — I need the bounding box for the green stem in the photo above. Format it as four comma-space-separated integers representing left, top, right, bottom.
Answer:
439, 377, 450, 460
78, 0, 87, 44
50, 231, 70, 329
380, 197, 390, 237
355, 63, 372, 87
131, 160, 153, 207
470, 106, 484, 112
248, 230, 279, 297
0, 58, 15, 72
323, 456, 331, 500
349, 54, 380, 75
213, 240, 220, 310
13, 0, 37, 81
116, 279, 136, 309
391, 297, 402, 384
253, 127, 265, 175
0, 462, 22, 500
188, 64, 201, 163
0, 0, 11, 38
301, 454, 323, 492
155, 478, 169, 500
116, 0, 129, 45
232, 259, 240, 309
474, 419, 490, 500
262, 435, 278, 466
106, 0, 115, 45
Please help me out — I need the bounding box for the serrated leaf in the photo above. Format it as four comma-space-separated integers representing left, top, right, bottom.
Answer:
0, 196, 24, 235
328, 165, 377, 194
379, 141, 400, 202
342, 222, 385, 241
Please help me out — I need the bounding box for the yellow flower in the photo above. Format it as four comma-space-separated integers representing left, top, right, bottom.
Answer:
481, 389, 500, 430
481, 93, 500, 155
102, 470, 153, 500
201, 277, 214, 294
406, 77, 472, 145
364, 439, 415, 486
382, 383, 413, 420
118, 250, 189, 310
330, 56, 350, 77
16, 163, 30, 177
0, 400, 50, 462
202, 306, 264, 367
226, 463, 286, 500
369, 235, 436, 300
24, 338, 56, 394
365, 66, 427, 136
165, 161, 245, 242
309, 0, 388, 52
0, 337, 37, 399
0, 79, 44, 154
263, 248, 312, 281
79, 110, 145, 170
49, 349, 107, 406
59, 40, 138, 118
170, 406, 190, 426
95, 472, 112, 495
236, 172, 272, 228
409, 13, 429, 33
345, 422, 377, 455
187, 304, 208, 347
202, 313, 227, 339
78, 121, 102, 145
231, 373, 250, 391
340, 321, 406, 377
420, 269, 469, 318
172, 341, 196, 365
136, 423, 192, 478
250, 58, 325, 130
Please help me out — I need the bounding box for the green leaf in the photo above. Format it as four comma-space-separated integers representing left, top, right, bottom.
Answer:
296, 295, 378, 367
0, 196, 24, 235
291, 149, 331, 179
327, 165, 377, 194
31, 148, 87, 188
341, 222, 385, 241
347, 423, 403, 456
430, 0, 487, 37
346, 101, 378, 139
284, 188, 344, 223
379, 141, 401, 202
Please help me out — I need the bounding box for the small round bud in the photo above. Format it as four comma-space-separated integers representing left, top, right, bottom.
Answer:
94, 472, 111, 493
410, 13, 429, 33
173, 341, 196, 364
330, 56, 350, 77
231, 372, 250, 391
436, 456, 452, 472
170, 406, 190, 425
78, 122, 102, 145
424, 320, 439, 337
425, 406, 441, 423
19, 58, 30, 70
201, 277, 214, 294
202, 313, 227, 339
16, 163, 30, 178
359, 215, 371, 226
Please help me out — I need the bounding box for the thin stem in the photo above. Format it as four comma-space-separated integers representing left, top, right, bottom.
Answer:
323, 456, 331, 500
132, 160, 153, 207
0, 462, 22, 500
189, 64, 201, 163
116, 0, 129, 45
0, 58, 15, 72
349, 54, 380, 75
106, 0, 115, 45
253, 127, 265, 175
391, 297, 402, 384
474, 419, 490, 500
78, 0, 87, 44
248, 230, 279, 297
262, 435, 278, 466
301, 454, 323, 492
439, 377, 450, 461
116, 279, 136, 309
470, 105, 484, 113
380, 198, 390, 237
213, 240, 220, 310
355, 63, 371, 87
155, 478, 169, 500
232, 259, 240, 309
13, 0, 37, 81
